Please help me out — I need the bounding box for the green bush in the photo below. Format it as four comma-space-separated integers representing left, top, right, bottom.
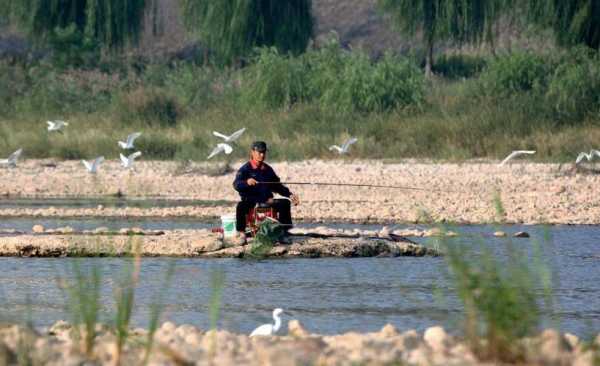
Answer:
240, 42, 425, 113
479, 52, 551, 96
135, 133, 178, 159
117, 87, 183, 127
545, 49, 600, 122
240, 47, 309, 110
433, 54, 487, 79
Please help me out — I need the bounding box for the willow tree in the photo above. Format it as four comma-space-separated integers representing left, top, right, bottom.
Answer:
378, 0, 512, 75
181, 0, 314, 65
528, 0, 600, 50
2, 0, 148, 51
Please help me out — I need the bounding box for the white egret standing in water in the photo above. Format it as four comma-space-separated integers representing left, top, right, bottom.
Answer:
250, 308, 284, 337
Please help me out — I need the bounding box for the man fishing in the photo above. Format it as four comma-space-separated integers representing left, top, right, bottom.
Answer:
232, 141, 300, 244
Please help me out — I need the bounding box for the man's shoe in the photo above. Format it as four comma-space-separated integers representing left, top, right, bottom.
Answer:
232, 232, 247, 245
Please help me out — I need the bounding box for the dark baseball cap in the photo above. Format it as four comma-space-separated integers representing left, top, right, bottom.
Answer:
251, 141, 268, 152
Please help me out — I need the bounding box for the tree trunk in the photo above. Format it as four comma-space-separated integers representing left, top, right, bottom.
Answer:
425, 38, 434, 77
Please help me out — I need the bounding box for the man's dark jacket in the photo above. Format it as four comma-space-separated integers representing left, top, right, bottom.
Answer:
233, 162, 291, 203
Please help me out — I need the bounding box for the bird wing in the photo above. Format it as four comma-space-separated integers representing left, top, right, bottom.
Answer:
219, 143, 233, 154
228, 128, 246, 142
118, 141, 127, 149
82, 160, 92, 171
8, 149, 22, 163
126, 132, 142, 145
249, 324, 273, 337
128, 151, 142, 160
92, 156, 104, 171
341, 137, 358, 151
207, 145, 222, 159
120, 153, 128, 166
576, 152, 587, 164
499, 150, 535, 166
212, 131, 228, 140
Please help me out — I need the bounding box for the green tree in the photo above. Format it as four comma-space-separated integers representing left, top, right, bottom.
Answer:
378, 0, 512, 75
181, 0, 314, 65
3, 0, 148, 52
528, 0, 600, 50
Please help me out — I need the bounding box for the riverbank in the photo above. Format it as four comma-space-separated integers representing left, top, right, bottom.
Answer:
1, 320, 598, 365
1, 159, 599, 224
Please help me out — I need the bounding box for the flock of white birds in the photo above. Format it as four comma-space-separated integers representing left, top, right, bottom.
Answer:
1, 121, 596, 169
0, 122, 362, 172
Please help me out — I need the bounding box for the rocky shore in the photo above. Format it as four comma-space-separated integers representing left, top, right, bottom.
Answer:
0, 227, 438, 258
0, 160, 598, 224
1, 320, 598, 365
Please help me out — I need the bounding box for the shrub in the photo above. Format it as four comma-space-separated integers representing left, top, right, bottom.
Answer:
135, 134, 178, 159
545, 49, 600, 122
479, 52, 551, 96
433, 54, 487, 79
117, 87, 182, 127
240, 47, 309, 110
240, 42, 425, 113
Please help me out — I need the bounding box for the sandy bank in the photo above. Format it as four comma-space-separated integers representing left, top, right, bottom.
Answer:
1, 160, 599, 224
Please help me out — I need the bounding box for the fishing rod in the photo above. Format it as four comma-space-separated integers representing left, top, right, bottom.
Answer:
258, 181, 456, 193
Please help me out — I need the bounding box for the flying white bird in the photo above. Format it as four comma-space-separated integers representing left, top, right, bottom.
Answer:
213, 128, 246, 143
0, 149, 23, 167
499, 150, 536, 166
249, 308, 284, 337
575, 149, 600, 164
82, 156, 104, 174
207, 143, 233, 159
120, 151, 142, 169
329, 137, 358, 154
47, 120, 68, 132
118, 132, 142, 149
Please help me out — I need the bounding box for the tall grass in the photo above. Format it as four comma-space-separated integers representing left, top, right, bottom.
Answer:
443, 194, 556, 362
2, 46, 600, 162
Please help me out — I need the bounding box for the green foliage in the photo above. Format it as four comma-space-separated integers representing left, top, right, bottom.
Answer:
181, 0, 314, 65
249, 219, 283, 258
545, 48, 600, 121
446, 241, 545, 362
241, 42, 425, 112
479, 52, 550, 96
117, 87, 183, 127
63, 259, 102, 357
528, 0, 600, 50
433, 54, 487, 79
3, 0, 148, 54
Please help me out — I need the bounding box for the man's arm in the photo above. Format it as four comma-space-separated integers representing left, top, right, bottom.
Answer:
233, 167, 249, 192
269, 170, 291, 197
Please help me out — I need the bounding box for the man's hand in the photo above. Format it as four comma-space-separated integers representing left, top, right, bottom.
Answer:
290, 194, 300, 206
247, 178, 258, 186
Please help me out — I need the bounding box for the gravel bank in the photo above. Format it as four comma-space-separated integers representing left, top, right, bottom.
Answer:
1, 321, 598, 365
0, 159, 598, 224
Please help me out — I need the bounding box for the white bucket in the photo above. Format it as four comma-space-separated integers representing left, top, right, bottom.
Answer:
220, 214, 236, 238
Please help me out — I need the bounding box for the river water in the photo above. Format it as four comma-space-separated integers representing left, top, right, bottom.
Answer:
0, 218, 599, 337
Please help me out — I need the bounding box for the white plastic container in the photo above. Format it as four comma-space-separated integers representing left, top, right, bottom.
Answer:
220, 214, 236, 238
